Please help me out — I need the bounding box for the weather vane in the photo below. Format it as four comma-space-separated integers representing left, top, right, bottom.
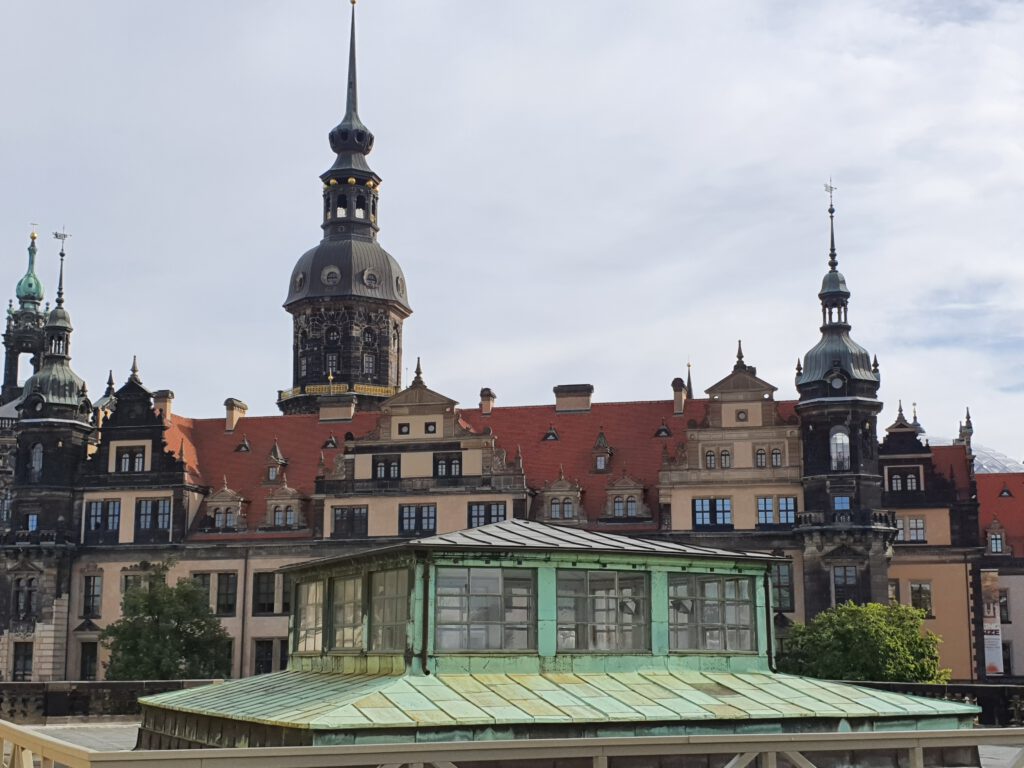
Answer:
824, 180, 837, 207
53, 227, 71, 254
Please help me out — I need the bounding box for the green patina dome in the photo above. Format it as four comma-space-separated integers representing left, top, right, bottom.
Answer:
15, 233, 44, 310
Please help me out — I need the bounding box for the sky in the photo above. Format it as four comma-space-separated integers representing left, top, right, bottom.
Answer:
1, 1, 1023, 459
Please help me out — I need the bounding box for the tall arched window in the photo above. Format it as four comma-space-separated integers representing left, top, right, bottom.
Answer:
550, 498, 561, 519
562, 498, 574, 519
771, 449, 782, 467
906, 474, 919, 491
225, 508, 236, 529
613, 497, 624, 516
214, 507, 224, 528
388, 461, 399, 479
705, 451, 716, 469
29, 443, 43, 483
720, 450, 732, 469
133, 451, 144, 472
830, 430, 851, 471
285, 506, 297, 526
891, 475, 903, 492
273, 506, 284, 526
436, 460, 447, 477
355, 195, 366, 219
375, 461, 385, 479
755, 449, 767, 468
626, 496, 638, 517
336, 194, 348, 218
450, 457, 461, 476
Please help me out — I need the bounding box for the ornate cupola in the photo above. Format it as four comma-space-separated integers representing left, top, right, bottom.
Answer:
279, 0, 412, 415
2, 232, 48, 405
11, 241, 92, 540
793, 195, 889, 621
795, 202, 880, 401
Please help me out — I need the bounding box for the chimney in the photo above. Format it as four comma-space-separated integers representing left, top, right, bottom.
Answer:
553, 384, 593, 413
153, 390, 174, 424
480, 387, 496, 416
671, 378, 687, 415
319, 393, 357, 422
224, 398, 248, 432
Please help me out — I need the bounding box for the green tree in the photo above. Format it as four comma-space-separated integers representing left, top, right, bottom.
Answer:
100, 564, 232, 680
777, 601, 950, 683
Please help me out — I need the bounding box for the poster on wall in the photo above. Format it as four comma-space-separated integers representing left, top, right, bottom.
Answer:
981, 568, 1004, 675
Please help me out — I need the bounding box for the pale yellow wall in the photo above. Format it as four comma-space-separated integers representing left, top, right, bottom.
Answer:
894, 507, 951, 546
81, 490, 173, 543
463, 449, 483, 476
354, 454, 372, 479
669, 485, 804, 531
325, 493, 518, 536
352, 449, 480, 480
722, 403, 763, 428
402, 452, 433, 478
388, 414, 443, 440
888, 559, 973, 680
105, 439, 153, 473
69, 552, 299, 679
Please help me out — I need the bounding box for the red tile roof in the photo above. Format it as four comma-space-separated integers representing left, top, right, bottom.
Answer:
978, 472, 1024, 554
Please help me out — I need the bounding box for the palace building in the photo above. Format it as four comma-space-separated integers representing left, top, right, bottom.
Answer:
0, 4, 1003, 686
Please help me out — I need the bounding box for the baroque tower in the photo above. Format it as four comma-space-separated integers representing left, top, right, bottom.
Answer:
2, 233, 48, 406
279, 3, 412, 415
794, 199, 891, 618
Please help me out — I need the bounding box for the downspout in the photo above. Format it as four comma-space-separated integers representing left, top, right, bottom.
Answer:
763, 568, 776, 672
239, 548, 250, 678
420, 554, 431, 675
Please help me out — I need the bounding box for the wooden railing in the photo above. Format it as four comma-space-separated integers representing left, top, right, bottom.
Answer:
3, 721, 1024, 768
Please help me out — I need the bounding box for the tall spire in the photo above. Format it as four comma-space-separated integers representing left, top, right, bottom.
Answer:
324, 0, 376, 177
346, 0, 359, 124
55, 242, 66, 307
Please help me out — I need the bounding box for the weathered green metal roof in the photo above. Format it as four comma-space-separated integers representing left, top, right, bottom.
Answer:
141, 669, 976, 731
281, 519, 784, 574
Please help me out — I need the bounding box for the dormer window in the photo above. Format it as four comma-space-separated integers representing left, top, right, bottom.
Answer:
990, 531, 1006, 554
543, 425, 559, 441
550, 498, 561, 518
596, 455, 607, 471
563, 498, 575, 519
613, 497, 624, 516
116, 446, 145, 473
268, 466, 278, 481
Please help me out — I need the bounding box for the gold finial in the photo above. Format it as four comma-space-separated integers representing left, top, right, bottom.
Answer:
29, 231, 37, 241
351, 0, 356, 5
347, 177, 356, 185
327, 370, 335, 383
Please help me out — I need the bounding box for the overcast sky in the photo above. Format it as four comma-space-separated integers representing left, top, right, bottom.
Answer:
2, 1, 1023, 459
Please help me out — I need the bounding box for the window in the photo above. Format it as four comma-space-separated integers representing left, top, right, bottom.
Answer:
193, 573, 211, 604
910, 581, 933, 617
137, 498, 171, 530
13, 577, 37, 619
468, 502, 506, 528
87, 500, 121, 532
888, 580, 900, 604
398, 423, 410, 435
451, 457, 461, 476
253, 573, 276, 615
285, 506, 297, 527
0, 488, 12, 524
216, 572, 238, 616
122, 573, 144, 593
363, 354, 375, 374
29, 443, 43, 482
705, 451, 716, 469
771, 448, 782, 467
1000, 589, 1011, 624
83, 575, 102, 618
299, 357, 307, 377
613, 497, 624, 517
213, 506, 236, 530
830, 431, 851, 471
435, 567, 535, 651
26, 513, 38, 532
254, 639, 275, 675
115, 446, 145, 473
770, 564, 794, 612
556, 570, 648, 651
80, 641, 98, 681
425, 422, 437, 434
550, 498, 562, 519
389, 461, 399, 479
757, 497, 774, 525
434, 453, 460, 478
273, 506, 284, 526
906, 473, 919, 491
755, 449, 766, 468
331, 575, 363, 650
375, 461, 385, 479
398, 505, 436, 537
333, 506, 368, 538
907, 518, 926, 542
779, 497, 797, 525
693, 498, 711, 527
716, 498, 732, 526
669, 574, 756, 652
720, 450, 732, 469
596, 455, 607, 471
562, 498, 575, 519
355, 195, 366, 219
268, 466, 278, 481
626, 496, 638, 517
325, 352, 338, 374
370, 569, 408, 651
991, 532, 1006, 554
832, 566, 859, 605
895, 517, 905, 542
12, 643, 33, 681
833, 496, 851, 512
891, 474, 903, 492
281, 574, 292, 616
295, 581, 324, 652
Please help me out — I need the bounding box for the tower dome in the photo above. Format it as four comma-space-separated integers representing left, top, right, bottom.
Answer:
15, 232, 44, 311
